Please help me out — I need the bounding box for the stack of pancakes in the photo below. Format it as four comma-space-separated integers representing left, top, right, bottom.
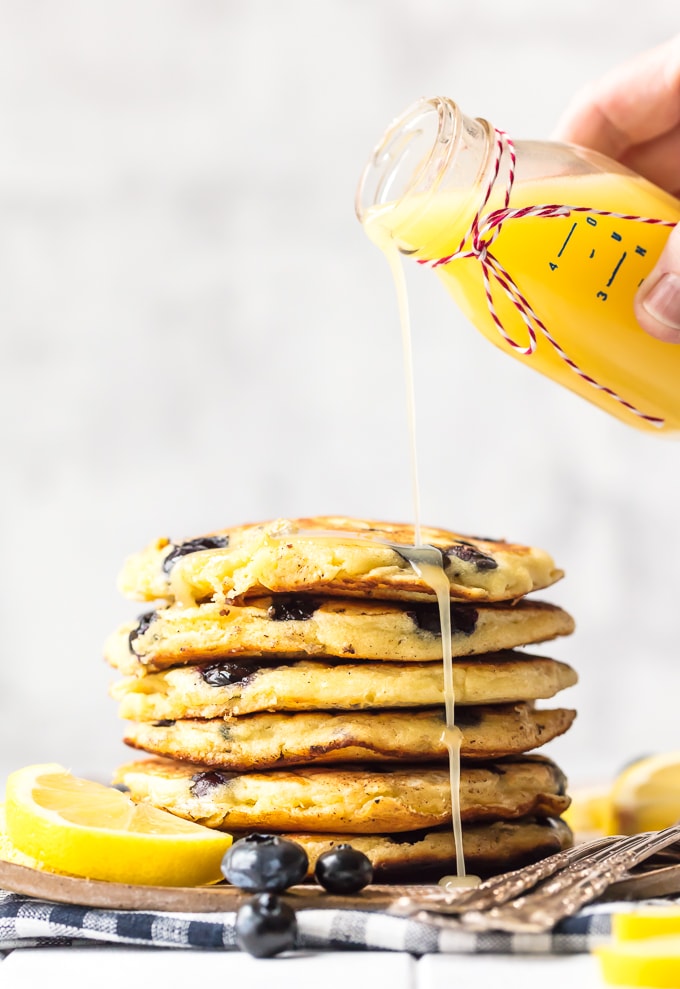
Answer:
107, 516, 578, 881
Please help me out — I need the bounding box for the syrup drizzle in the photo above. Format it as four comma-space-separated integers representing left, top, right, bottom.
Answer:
168, 562, 198, 609
399, 546, 467, 879
364, 216, 476, 883
384, 246, 423, 548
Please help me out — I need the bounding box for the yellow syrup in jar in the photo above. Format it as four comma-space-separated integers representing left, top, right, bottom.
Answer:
365, 171, 680, 433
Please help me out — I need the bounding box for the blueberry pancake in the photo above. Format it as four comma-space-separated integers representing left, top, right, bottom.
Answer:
111, 651, 577, 720
122, 703, 576, 770
113, 755, 570, 833
118, 516, 563, 605
273, 817, 573, 880
106, 596, 575, 676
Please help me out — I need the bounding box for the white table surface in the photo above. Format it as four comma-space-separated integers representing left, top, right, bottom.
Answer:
0, 948, 608, 989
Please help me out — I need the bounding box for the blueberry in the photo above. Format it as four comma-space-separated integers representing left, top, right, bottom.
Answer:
445, 542, 498, 572
128, 610, 158, 655
314, 844, 373, 894
222, 834, 309, 892
161, 535, 229, 574
267, 597, 318, 621
235, 893, 297, 958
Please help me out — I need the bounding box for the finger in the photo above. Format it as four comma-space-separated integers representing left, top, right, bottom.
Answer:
554, 35, 680, 158
621, 125, 680, 196
553, 100, 628, 159
635, 225, 680, 342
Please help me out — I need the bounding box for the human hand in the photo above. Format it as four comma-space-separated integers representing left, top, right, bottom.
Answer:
554, 36, 680, 342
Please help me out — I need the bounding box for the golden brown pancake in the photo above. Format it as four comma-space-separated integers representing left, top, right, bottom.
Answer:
272, 817, 573, 880
106, 596, 575, 676
111, 650, 577, 719
122, 703, 576, 770
118, 516, 563, 605
114, 755, 570, 833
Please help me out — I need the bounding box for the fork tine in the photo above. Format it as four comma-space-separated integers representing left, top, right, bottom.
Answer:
457, 821, 680, 933
389, 833, 620, 917
391, 824, 680, 924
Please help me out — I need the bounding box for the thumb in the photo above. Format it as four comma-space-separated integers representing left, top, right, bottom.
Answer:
634, 224, 680, 342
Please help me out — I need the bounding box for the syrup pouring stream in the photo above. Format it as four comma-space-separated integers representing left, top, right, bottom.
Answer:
377, 236, 474, 884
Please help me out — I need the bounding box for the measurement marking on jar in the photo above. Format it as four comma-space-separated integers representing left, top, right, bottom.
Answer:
606, 251, 627, 288
557, 222, 577, 257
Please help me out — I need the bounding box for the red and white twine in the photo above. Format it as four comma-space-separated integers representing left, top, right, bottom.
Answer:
417, 128, 677, 426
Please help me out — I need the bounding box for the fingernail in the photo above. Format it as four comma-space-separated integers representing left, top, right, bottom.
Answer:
642, 272, 680, 332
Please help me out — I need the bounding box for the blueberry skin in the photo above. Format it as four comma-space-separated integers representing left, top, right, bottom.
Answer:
222, 834, 309, 892
235, 893, 297, 958
314, 844, 373, 894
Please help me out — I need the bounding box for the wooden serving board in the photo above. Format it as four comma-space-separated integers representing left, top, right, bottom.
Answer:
3, 858, 680, 914
0, 859, 417, 913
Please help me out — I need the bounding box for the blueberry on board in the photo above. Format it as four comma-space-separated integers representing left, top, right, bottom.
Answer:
235, 893, 297, 958
222, 834, 309, 892
314, 843, 373, 894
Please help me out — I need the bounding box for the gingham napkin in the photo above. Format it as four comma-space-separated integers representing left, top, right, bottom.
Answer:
4, 888, 676, 955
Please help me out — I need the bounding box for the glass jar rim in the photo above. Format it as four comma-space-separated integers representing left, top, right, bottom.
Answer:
355, 96, 460, 222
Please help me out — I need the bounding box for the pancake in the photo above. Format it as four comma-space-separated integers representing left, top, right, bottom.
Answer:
271, 817, 573, 880
114, 755, 570, 833
111, 651, 578, 719
118, 516, 563, 605
105, 596, 575, 675
122, 704, 576, 769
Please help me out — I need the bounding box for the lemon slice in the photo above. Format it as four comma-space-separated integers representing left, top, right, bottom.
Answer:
613, 909, 680, 941
562, 784, 610, 837
4, 764, 232, 886
0, 802, 73, 873
607, 752, 680, 835
596, 935, 680, 987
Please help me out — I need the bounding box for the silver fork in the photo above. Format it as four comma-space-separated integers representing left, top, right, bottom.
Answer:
390, 823, 680, 933
390, 833, 619, 916
462, 823, 680, 932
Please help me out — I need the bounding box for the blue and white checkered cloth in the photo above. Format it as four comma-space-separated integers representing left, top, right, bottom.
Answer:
3, 888, 674, 955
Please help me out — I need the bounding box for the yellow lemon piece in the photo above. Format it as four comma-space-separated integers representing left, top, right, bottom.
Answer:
613, 909, 680, 941
596, 935, 680, 987
607, 752, 680, 835
0, 802, 72, 873
562, 784, 610, 837
4, 764, 232, 886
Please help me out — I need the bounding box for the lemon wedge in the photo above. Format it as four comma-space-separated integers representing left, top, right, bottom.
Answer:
596, 913, 680, 988
562, 784, 610, 838
613, 910, 680, 941
0, 801, 72, 873
607, 752, 680, 835
596, 935, 680, 987
4, 763, 232, 886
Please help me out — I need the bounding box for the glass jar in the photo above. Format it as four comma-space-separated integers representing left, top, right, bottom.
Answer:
356, 97, 680, 434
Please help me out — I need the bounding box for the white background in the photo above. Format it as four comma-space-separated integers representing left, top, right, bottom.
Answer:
0, 0, 678, 787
